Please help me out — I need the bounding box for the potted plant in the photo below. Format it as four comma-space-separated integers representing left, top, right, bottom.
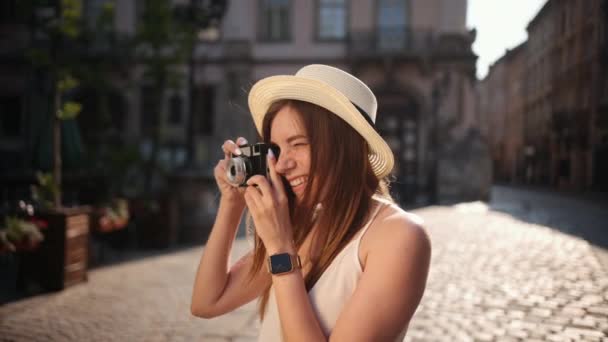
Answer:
91, 198, 130, 233
17, 172, 91, 292
1, 216, 46, 253
17, 0, 125, 292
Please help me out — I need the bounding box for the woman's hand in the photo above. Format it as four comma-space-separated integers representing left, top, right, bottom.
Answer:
243, 149, 295, 254
214, 137, 248, 205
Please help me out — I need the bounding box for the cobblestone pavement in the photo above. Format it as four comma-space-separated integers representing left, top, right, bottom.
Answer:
1, 186, 607, 341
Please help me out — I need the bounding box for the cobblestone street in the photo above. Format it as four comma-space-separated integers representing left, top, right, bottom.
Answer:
1, 186, 607, 341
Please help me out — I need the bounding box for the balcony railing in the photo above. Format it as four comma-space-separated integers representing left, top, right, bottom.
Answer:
348, 28, 475, 59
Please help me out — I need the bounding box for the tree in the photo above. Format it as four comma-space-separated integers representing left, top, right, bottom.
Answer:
174, 0, 227, 165
135, 0, 226, 191
26, 0, 129, 208
27, 0, 85, 208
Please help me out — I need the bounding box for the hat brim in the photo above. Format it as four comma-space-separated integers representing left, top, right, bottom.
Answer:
248, 75, 394, 178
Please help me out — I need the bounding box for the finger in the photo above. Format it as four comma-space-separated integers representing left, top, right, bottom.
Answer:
243, 191, 255, 216
246, 175, 272, 199
236, 137, 248, 146
244, 187, 261, 213
214, 160, 227, 179
266, 148, 286, 198
216, 159, 227, 172
222, 139, 242, 159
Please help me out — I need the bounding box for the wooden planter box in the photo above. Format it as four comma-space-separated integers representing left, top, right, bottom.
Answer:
18, 206, 91, 292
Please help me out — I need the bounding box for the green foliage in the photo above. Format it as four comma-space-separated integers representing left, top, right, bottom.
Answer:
107, 198, 129, 221
31, 172, 59, 210
24, 0, 116, 208
134, 0, 212, 87
1, 217, 44, 250
59, 0, 83, 38
58, 74, 79, 92
57, 101, 82, 119
96, 2, 116, 29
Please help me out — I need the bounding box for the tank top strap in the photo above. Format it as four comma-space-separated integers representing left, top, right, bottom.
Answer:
354, 199, 387, 252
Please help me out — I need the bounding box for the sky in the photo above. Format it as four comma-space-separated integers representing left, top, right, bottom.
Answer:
466, 0, 547, 80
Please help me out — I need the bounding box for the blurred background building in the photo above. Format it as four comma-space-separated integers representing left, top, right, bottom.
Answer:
196, 0, 486, 205
477, 0, 608, 192
2, 0, 605, 264
1, 0, 487, 213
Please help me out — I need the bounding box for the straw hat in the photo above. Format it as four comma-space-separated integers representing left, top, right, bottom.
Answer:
248, 64, 394, 178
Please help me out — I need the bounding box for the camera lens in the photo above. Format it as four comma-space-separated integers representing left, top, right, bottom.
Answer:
226, 157, 248, 186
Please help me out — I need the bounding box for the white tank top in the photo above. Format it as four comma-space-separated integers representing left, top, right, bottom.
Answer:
257, 197, 407, 341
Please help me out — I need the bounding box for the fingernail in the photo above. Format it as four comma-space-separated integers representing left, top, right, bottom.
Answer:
239, 138, 248, 145
235, 148, 242, 155
267, 148, 275, 159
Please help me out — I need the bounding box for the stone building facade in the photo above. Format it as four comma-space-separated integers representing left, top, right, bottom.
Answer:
503, 43, 527, 184
1, 0, 488, 210
478, 42, 526, 184
191, 0, 488, 205
545, 0, 607, 191
478, 0, 608, 192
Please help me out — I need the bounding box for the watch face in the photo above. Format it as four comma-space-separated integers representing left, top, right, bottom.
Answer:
270, 253, 293, 274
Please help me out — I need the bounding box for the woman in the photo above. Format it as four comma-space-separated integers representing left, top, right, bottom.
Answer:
191, 64, 431, 341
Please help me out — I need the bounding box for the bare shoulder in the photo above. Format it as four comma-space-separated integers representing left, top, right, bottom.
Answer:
330, 203, 431, 340
360, 202, 431, 268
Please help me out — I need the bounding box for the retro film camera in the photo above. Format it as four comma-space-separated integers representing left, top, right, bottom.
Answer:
226, 143, 279, 187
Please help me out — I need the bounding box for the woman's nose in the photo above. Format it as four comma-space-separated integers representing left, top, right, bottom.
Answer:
275, 154, 295, 174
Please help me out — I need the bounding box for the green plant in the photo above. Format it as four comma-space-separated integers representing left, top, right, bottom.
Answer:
135, 0, 227, 191
27, 0, 125, 208
107, 198, 129, 222
26, 0, 86, 208
0, 217, 45, 253
95, 198, 130, 232
31, 172, 59, 211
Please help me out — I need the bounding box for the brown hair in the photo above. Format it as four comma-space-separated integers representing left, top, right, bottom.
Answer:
247, 99, 392, 320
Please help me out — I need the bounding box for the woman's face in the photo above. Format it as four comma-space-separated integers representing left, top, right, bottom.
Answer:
270, 105, 311, 201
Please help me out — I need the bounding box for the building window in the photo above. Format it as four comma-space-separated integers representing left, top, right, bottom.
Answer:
258, 0, 291, 42
377, 0, 408, 50
194, 85, 215, 135
317, 0, 347, 41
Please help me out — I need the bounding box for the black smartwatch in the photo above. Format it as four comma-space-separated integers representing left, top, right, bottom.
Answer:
267, 253, 302, 275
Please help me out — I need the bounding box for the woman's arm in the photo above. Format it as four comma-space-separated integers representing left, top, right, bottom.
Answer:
266, 244, 328, 341
191, 137, 272, 318
241, 152, 329, 340
269, 212, 431, 342
329, 213, 431, 341
190, 197, 271, 318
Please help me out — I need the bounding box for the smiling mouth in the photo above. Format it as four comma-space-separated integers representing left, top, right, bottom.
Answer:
289, 176, 308, 191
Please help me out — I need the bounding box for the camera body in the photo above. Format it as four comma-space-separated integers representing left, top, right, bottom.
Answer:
226, 143, 273, 187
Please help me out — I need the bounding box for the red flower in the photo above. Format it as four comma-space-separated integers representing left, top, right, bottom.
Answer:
29, 218, 48, 229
